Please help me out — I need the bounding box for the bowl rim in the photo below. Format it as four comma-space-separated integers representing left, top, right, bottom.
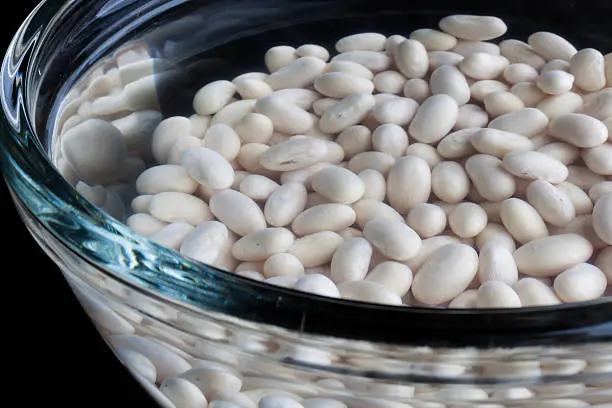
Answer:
2, 0, 612, 348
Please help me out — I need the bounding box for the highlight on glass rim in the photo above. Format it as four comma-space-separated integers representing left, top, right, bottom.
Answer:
1, 0, 612, 406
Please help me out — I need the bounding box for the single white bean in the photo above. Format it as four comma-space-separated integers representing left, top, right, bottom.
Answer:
470, 80, 509, 102
483, 91, 525, 117
265, 57, 327, 90
402, 78, 432, 103
240, 174, 279, 201
593, 193, 612, 244
296, 44, 330, 61
478, 242, 519, 285
557, 181, 594, 215
410, 28, 457, 51
337, 281, 403, 305
412, 244, 479, 305
439, 15, 507, 41
289, 231, 344, 268
366, 262, 413, 296
331, 51, 391, 73
234, 78, 274, 100
536, 70, 575, 95
331, 237, 373, 283
465, 154, 516, 201
259, 136, 328, 171
554, 263, 607, 302
549, 113, 608, 148
409, 94, 459, 144
405, 143, 443, 168
500, 198, 549, 244
193, 81, 236, 116
459, 52, 509, 80
537, 142, 581, 165
475, 222, 516, 252
150, 222, 195, 250
204, 124, 242, 161
503, 63, 539, 84
314, 72, 374, 99
319, 93, 376, 134
453, 40, 500, 56
294, 274, 340, 297
582, 143, 612, 176
455, 104, 489, 129
589, 181, 612, 202
127, 213, 168, 237
471, 128, 534, 158
437, 128, 480, 159
265, 46, 298, 73
581, 88, 612, 120
406, 203, 447, 238
429, 65, 471, 105
353, 199, 405, 230
566, 165, 606, 190
387, 156, 431, 213
363, 218, 422, 261
528, 32, 577, 61
231, 228, 295, 262
291, 204, 356, 236
511, 82, 547, 107
488, 107, 549, 137
403, 235, 461, 272
179, 221, 228, 265
310, 165, 365, 204
263, 253, 305, 278
372, 71, 407, 94
264, 182, 308, 227
358, 169, 386, 201
160, 377, 208, 408
448, 202, 488, 238
136, 165, 198, 195
499, 39, 546, 69
371, 124, 409, 157
336, 126, 372, 158
526, 180, 576, 227
570, 48, 607, 92
325, 60, 374, 80
431, 161, 470, 204
181, 146, 235, 190
502, 150, 568, 184
149, 192, 212, 226
336, 33, 386, 53
477, 281, 522, 308
373, 97, 419, 126
209, 189, 266, 236
395, 39, 429, 79
541, 59, 571, 73
513, 234, 594, 277
513, 278, 561, 306
449, 290, 478, 308
348, 151, 396, 176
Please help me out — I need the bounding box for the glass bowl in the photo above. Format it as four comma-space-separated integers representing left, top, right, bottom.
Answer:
1, 0, 611, 406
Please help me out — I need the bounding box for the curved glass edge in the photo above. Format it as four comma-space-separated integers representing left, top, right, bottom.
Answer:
1, 0, 612, 348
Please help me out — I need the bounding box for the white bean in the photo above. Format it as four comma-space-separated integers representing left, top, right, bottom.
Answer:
294, 274, 340, 297
160, 377, 208, 408
437, 128, 480, 159
470, 128, 534, 158
581, 88, 612, 120
554, 263, 607, 302
526, 180, 576, 227
589, 181, 612, 202
406, 203, 447, 238
499, 39, 546, 69
373, 98, 419, 126
513, 278, 561, 306
439, 15, 507, 41
513, 234, 594, 277
428, 50, 465, 70
476, 281, 522, 308
291, 204, 356, 236
459, 52, 509, 80
488, 107, 549, 137
465, 154, 516, 201
263, 253, 305, 278
336, 126, 372, 158
265, 46, 298, 72
116, 349, 157, 384
336, 33, 386, 53
557, 182, 594, 215
483, 91, 525, 117
503, 63, 539, 84
595, 247, 612, 283
395, 39, 429, 79
150, 222, 195, 250
403, 235, 461, 272
410, 28, 457, 51
475, 222, 516, 252
255, 96, 313, 135
181, 146, 235, 190
289, 231, 343, 269
209, 190, 266, 236
325, 61, 374, 80
271, 88, 322, 110
412, 244, 479, 305
193, 81, 236, 116
371, 124, 408, 157
593, 193, 612, 244
314, 72, 374, 98
127, 213, 168, 237
136, 165, 198, 195
319, 93, 376, 134
409, 94, 459, 144
310, 165, 365, 204
338, 281, 403, 305
240, 175, 279, 201
179, 221, 228, 265
264, 182, 308, 227
387, 156, 432, 213
266, 57, 327, 90
331, 237, 373, 283
167, 135, 203, 165
536, 70, 575, 95
453, 40, 500, 56
149, 192, 212, 226
373, 71, 407, 94
528, 32, 577, 61
405, 143, 443, 168
259, 136, 328, 171
232, 228, 295, 262
353, 199, 405, 230
449, 202, 488, 238
478, 242, 518, 285
502, 150, 568, 184
511, 82, 547, 107
431, 161, 470, 203
358, 169, 386, 201
211, 100, 257, 128
366, 262, 413, 296
500, 198, 549, 244
455, 104, 489, 129
296, 44, 330, 61
331, 51, 391, 73
449, 290, 478, 308
470, 80, 509, 102
402, 78, 431, 103
179, 368, 243, 400
234, 78, 274, 100
569, 48, 607, 92
429, 65, 471, 105
541, 59, 571, 73
549, 113, 608, 148
204, 124, 241, 161
348, 151, 396, 176
582, 143, 612, 176
363, 218, 422, 261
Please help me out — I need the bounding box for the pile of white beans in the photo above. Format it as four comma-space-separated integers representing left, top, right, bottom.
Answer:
57, 14, 612, 309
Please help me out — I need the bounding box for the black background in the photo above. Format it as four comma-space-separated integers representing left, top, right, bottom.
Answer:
3, 2, 157, 406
